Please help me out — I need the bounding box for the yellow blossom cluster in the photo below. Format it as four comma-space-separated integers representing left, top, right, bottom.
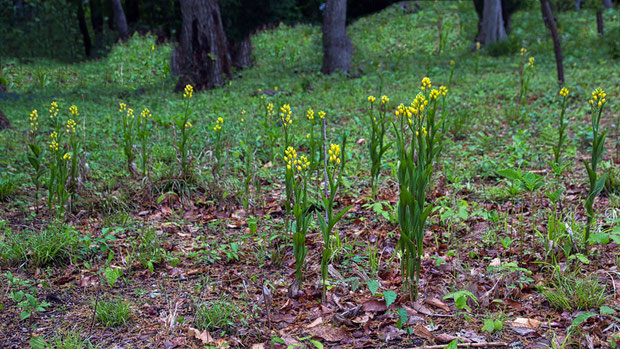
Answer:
439, 86, 448, 96
476, 42, 481, 50
183, 84, 193, 99
119, 103, 127, 113
267, 103, 274, 115
284, 147, 309, 172
381, 95, 389, 104
589, 88, 607, 107
421, 77, 432, 90
318, 111, 325, 119
528, 57, 535, 68
450, 60, 455, 66
521, 47, 527, 56
240, 109, 246, 123
66, 119, 77, 134
559, 87, 569, 97
49, 101, 59, 119
185, 121, 193, 128
63, 153, 71, 161
213, 117, 223, 131
328, 144, 341, 164
141, 108, 152, 118
127, 108, 134, 119
29, 109, 39, 132
69, 105, 78, 116
49, 131, 59, 151
280, 104, 292, 126
307, 108, 315, 120
368, 95, 377, 103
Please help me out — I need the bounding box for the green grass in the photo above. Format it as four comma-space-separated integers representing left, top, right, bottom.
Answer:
94, 298, 132, 327
193, 298, 241, 333
543, 268, 608, 312
30, 330, 97, 349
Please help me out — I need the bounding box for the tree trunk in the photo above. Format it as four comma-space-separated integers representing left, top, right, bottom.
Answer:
540, 0, 565, 85
479, 0, 507, 44
602, 0, 613, 8
231, 35, 253, 70
321, 0, 353, 75
111, 0, 129, 41
90, 0, 104, 55
597, 10, 604, 35
76, 0, 92, 57
0, 107, 10, 130
175, 0, 232, 91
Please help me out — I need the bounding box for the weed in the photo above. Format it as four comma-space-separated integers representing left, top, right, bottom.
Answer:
543, 267, 607, 312
94, 298, 131, 327
194, 298, 240, 333
30, 330, 97, 349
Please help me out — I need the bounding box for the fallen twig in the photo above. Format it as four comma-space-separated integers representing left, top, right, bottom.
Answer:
409, 342, 508, 349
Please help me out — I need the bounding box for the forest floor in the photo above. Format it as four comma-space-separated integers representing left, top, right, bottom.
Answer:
1, 1, 619, 348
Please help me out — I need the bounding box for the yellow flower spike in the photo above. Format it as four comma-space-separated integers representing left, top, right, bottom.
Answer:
185, 121, 193, 128
421, 77, 432, 90
140, 108, 152, 119
66, 119, 77, 134
49, 101, 59, 119
430, 89, 440, 100
368, 95, 376, 103
520, 47, 527, 56
381, 95, 389, 104
476, 42, 481, 50
318, 111, 325, 119
450, 60, 455, 66
307, 108, 314, 120
306, 134, 310, 139
69, 105, 78, 116
559, 87, 569, 97
63, 153, 71, 161
183, 84, 194, 99
287, 164, 292, 170
119, 103, 127, 113
439, 86, 448, 96
127, 109, 134, 119
151, 45, 155, 51
29, 110, 39, 132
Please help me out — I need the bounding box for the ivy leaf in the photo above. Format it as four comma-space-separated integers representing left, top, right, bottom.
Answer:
383, 290, 397, 308
367, 280, 380, 296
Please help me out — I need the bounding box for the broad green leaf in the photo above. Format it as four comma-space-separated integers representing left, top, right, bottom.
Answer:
571, 312, 597, 327
600, 306, 616, 315
383, 290, 397, 308
482, 318, 496, 333
367, 280, 380, 295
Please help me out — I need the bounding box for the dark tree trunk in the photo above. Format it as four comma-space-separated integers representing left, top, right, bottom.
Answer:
474, 0, 516, 43
479, 0, 507, 44
125, 0, 140, 26
540, 0, 565, 85
321, 0, 353, 74
231, 35, 253, 69
174, 0, 232, 91
111, 0, 129, 41
602, 0, 613, 8
76, 0, 92, 57
0, 107, 10, 130
90, 0, 104, 55
597, 10, 604, 35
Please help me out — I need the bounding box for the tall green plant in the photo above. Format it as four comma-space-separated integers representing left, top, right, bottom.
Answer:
27, 110, 45, 212
367, 95, 390, 197
583, 88, 609, 250
317, 141, 352, 300
284, 147, 311, 288
175, 84, 195, 179
392, 78, 447, 300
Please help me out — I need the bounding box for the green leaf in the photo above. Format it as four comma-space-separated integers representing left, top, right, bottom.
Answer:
383, 290, 397, 308
446, 339, 459, 349
367, 280, 380, 295
571, 312, 597, 328
29, 336, 48, 349
20, 310, 31, 320
309, 340, 324, 349
600, 306, 616, 315
482, 318, 496, 333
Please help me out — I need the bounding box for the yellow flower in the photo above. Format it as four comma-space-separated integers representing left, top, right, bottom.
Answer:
49, 101, 59, 119
66, 119, 77, 134
589, 88, 607, 107
328, 143, 341, 164
528, 57, 535, 68
421, 77, 432, 90
430, 89, 440, 100
151, 45, 155, 51
69, 105, 78, 116
127, 108, 134, 119
307, 108, 315, 120
318, 111, 325, 119
439, 86, 448, 96
63, 153, 71, 161
559, 87, 569, 97
520, 47, 527, 56
476, 41, 481, 50
368, 95, 376, 103
267, 103, 274, 115
450, 60, 455, 66
29, 110, 39, 132
141, 108, 152, 118
241, 109, 246, 115
183, 84, 194, 99
213, 117, 223, 131
280, 104, 292, 126
381, 95, 389, 104
306, 133, 310, 139
185, 121, 193, 128
119, 103, 127, 113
